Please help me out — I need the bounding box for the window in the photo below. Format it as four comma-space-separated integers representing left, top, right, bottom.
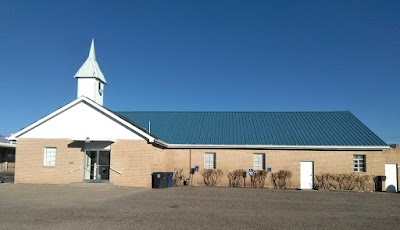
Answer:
44, 147, 57, 166
353, 155, 365, 172
253, 153, 265, 170
204, 153, 216, 169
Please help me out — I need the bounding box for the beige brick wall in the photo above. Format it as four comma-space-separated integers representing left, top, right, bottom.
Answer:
15, 138, 83, 184
109, 140, 166, 187
14, 138, 400, 190
166, 148, 400, 190
15, 139, 164, 187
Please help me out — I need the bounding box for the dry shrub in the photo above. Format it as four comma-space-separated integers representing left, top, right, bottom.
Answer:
270, 170, 292, 189
314, 173, 337, 190
336, 174, 357, 190
228, 169, 246, 187
201, 169, 224, 187
314, 173, 374, 191
250, 170, 268, 188
172, 168, 184, 186
355, 175, 374, 191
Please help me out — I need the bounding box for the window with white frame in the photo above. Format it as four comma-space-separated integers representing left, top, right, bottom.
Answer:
253, 153, 266, 170
44, 147, 57, 166
353, 155, 365, 172
204, 153, 216, 169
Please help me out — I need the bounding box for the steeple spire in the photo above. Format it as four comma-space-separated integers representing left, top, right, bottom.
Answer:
74, 39, 107, 105
74, 39, 106, 83
88, 39, 96, 61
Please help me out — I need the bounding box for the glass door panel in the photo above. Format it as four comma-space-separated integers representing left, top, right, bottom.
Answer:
84, 150, 110, 182
98, 151, 110, 180
84, 151, 97, 180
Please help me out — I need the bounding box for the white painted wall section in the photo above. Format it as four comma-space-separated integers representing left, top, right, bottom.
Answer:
20, 101, 143, 140
77, 78, 103, 105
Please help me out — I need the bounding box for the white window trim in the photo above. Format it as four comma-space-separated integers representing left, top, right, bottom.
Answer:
353, 155, 365, 172
44, 147, 57, 166
253, 153, 266, 170
204, 152, 216, 169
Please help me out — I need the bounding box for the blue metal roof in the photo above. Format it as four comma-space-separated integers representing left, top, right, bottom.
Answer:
114, 111, 387, 146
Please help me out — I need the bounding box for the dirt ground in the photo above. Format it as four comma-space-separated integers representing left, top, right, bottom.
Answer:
0, 184, 399, 229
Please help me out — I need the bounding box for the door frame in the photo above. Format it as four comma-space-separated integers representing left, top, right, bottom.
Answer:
83, 149, 111, 183
300, 161, 314, 189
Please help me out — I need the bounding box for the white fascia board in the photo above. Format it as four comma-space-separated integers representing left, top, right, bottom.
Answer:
0, 143, 16, 148
9, 97, 155, 142
154, 140, 389, 150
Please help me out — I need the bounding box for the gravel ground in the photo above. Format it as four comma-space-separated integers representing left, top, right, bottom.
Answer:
0, 184, 399, 230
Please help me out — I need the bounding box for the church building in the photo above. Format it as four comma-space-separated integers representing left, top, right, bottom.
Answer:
9, 40, 399, 191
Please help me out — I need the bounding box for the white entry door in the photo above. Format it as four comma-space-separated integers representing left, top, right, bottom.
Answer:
300, 161, 314, 189
385, 164, 398, 193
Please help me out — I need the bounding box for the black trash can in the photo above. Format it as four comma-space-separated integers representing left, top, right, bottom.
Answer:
374, 176, 386, 192
161, 173, 168, 188
152, 172, 172, 189
152, 172, 166, 189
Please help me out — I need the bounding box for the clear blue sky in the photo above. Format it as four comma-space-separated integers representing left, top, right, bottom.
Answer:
0, 0, 399, 144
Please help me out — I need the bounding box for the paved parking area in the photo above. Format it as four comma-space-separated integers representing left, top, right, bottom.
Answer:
0, 184, 399, 230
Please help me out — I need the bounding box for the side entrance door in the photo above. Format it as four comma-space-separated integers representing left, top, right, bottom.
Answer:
385, 164, 398, 193
84, 150, 110, 182
300, 161, 314, 189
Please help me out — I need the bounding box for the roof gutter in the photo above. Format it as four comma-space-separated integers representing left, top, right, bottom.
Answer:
154, 139, 389, 151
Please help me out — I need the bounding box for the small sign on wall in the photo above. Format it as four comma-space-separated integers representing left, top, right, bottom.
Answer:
267, 167, 272, 172
194, 166, 199, 172
248, 168, 254, 176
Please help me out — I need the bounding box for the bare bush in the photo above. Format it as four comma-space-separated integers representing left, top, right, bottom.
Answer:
250, 170, 268, 188
270, 170, 292, 189
313, 173, 374, 191
355, 175, 374, 191
201, 169, 224, 187
336, 174, 357, 190
314, 173, 337, 190
172, 168, 184, 186
228, 169, 246, 187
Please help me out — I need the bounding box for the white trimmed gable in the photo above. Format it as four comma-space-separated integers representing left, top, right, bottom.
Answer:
10, 97, 154, 142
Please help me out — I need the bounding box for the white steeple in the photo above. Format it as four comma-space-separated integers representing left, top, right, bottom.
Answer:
74, 39, 107, 105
